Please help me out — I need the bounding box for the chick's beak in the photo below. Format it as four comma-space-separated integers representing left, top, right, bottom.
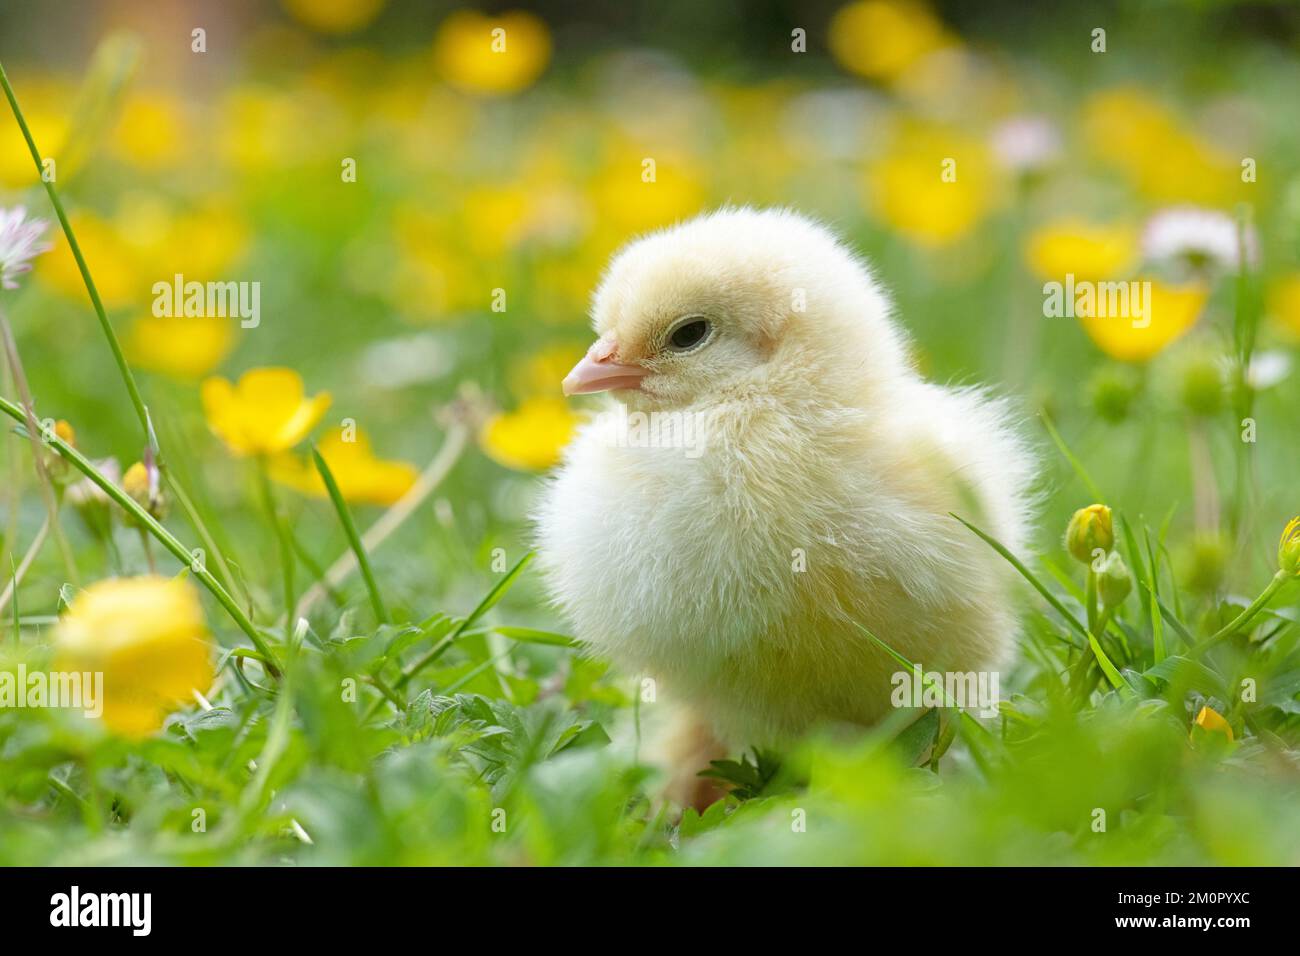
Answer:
561, 338, 649, 395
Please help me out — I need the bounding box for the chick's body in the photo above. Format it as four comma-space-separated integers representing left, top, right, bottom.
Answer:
538, 209, 1034, 763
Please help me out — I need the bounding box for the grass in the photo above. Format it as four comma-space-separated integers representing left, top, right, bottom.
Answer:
3, 8, 1300, 866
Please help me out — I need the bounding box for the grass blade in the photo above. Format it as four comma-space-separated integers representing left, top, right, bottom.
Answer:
311, 445, 389, 625
0, 395, 276, 670
951, 513, 1089, 641
1039, 410, 1105, 502
493, 625, 577, 648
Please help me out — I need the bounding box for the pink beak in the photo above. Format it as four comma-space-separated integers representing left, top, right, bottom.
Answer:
562, 337, 649, 395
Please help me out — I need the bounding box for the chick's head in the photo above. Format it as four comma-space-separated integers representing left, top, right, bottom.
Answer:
562, 207, 909, 412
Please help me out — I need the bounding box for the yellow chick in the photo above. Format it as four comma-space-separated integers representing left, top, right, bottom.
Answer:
536, 208, 1035, 805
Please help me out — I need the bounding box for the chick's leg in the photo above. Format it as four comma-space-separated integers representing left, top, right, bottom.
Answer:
654, 708, 731, 813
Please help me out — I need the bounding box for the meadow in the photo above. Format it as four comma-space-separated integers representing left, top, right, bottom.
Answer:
1, 0, 1299, 866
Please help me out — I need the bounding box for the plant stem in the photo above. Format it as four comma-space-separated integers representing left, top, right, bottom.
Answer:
1084, 566, 1099, 636
0, 313, 79, 583
0, 515, 48, 616
0, 394, 279, 673
2, 58, 252, 626
0, 60, 152, 446
1194, 569, 1290, 656
256, 461, 297, 642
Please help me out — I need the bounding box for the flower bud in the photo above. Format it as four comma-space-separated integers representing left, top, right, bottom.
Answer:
1066, 504, 1113, 564
1182, 533, 1228, 594
43, 419, 76, 485
1178, 350, 1224, 418
122, 457, 167, 523
1098, 551, 1132, 608
1279, 517, 1300, 576
1087, 365, 1140, 424
1192, 705, 1233, 742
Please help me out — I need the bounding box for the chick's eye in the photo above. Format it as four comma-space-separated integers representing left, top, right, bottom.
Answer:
666, 317, 711, 352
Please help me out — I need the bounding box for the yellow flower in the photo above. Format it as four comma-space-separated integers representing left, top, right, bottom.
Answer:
110, 92, 190, 170
1077, 279, 1207, 363
201, 367, 331, 456
37, 212, 142, 308
514, 344, 587, 398
433, 10, 551, 96
1192, 705, 1233, 742
1267, 273, 1300, 340
1024, 220, 1137, 282
1065, 504, 1113, 564
829, 0, 953, 82
0, 77, 70, 189
460, 184, 532, 257
866, 123, 1002, 248
126, 314, 235, 380
121, 459, 166, 521
1279, 517, 1300, 577
281, 0, 387, 34
54, 576, 214, 738
53, 420, 75, 446
1081, 89, 1242, 206
269, 427, 418, 506
480, 396, 578, 471
592, 148, 706, 236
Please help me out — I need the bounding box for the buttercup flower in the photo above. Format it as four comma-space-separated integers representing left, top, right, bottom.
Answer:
122, 457, 167, 521
0, 206, 52, 289
281, 0, 387, 33
269, 426, 418, 506
1066, 504, 1113, 564
829, 0, 953, 83
867, 122, 1002, 248
110, 91, 191, 170
1266, 273, 1300, 339
1279, 517, 1300, 577
433, 10, 552, 96
54, 576, 215, 737
126, 314, 235, 380
1082, 88, 1241, 206
0, 78, 69, 189
480, 396, 578, 471
39, 211, 141, 307
1192, 705, 1233, 742
1077, 279, 1207, 363
201, 367, 331, 456
1024, 219, 1136, 282
1141, 206, 1258, 276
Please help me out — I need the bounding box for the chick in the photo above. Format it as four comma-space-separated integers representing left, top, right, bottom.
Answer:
536, 208, 1035, 805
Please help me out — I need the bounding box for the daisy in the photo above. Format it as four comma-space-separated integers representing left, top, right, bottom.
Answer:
990, 115, 1062, 173
1142, 205, 1259, 276
0, 205, 52, 290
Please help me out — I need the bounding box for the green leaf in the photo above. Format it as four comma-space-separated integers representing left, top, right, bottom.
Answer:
1088, 634, 1132, 694
493, 625, 577, 648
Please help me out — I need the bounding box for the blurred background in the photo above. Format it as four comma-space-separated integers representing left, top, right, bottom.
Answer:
1, 0, 1298, 630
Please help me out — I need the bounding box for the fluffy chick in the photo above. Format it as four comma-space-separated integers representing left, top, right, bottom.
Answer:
536, 208, 1035, 804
